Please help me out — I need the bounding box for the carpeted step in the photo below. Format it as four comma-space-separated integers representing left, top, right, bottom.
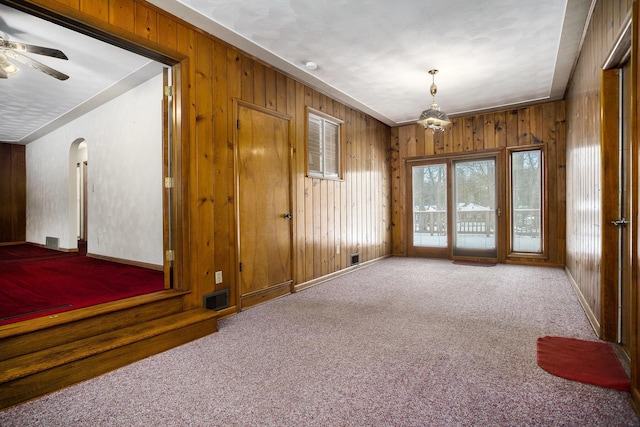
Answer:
0, 308, 217, 409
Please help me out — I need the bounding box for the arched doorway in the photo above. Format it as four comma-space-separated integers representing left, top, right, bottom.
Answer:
68, 137, 86, 252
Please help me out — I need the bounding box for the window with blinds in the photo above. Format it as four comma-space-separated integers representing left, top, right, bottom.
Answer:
308, 110, 341, 179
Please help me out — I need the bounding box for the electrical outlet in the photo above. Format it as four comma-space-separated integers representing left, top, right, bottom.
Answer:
215, 271, 223, 284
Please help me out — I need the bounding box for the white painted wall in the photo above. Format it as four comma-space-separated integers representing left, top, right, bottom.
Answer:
26, 73, 164, 266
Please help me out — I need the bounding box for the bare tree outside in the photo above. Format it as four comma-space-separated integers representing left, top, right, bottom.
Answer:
412, 164, 447, 247
454, 159, 496, 252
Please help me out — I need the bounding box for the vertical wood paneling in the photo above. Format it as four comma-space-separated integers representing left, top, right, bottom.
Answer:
157, 13, 177, 51
193, 33, 215, 297
483, 114, 495, 150
494, 111, 507, 149
292, 81, 307, 282
212, 42, 232, 296
463, 117, 473, 151
79, 0, 107, 21
517, 108, 531, 145
390, 100, 565, 267
134, 3, 157, 42
565, 0, 632, 335
0, 143, 26, 243
109, 0, 134, 33
543, 102, 560, 265
252, 62, 266, 107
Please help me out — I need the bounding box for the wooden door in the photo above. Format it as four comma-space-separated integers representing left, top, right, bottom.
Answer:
237, 103, 292, 309
602, 61, 632, 355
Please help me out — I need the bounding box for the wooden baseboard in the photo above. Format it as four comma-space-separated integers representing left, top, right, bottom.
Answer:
87, 253, 163, 271
0, 241, 26, 246
294, 255, 391, 292
564, 266, 601, 337
241, 282, 291, 310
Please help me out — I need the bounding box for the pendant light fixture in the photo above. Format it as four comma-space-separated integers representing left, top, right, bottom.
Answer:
417, 69, 451, 132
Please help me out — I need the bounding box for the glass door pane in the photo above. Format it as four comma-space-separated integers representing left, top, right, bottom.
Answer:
511, 150, 542, 253
412, 164, 447, 247
453, 158, 497, 257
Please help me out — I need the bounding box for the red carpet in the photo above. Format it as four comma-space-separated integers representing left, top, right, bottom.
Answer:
0, 252, 164, 325
537, 336, 630, 391
0, 243, 77, 263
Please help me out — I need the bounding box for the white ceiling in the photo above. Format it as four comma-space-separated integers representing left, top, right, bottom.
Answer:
0, 3, 164, 144
151, 0, 593, 126
1, 1, 593, 144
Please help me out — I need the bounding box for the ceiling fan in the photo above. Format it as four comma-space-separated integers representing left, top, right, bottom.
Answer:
0, 30, 69, 80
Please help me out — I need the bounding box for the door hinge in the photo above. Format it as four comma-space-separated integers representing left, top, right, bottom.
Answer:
166, 250, 175, 261
237, 119, 240, 130
239, 262, 243, 272
164, 85, 173, 97
164, 177, 174, 188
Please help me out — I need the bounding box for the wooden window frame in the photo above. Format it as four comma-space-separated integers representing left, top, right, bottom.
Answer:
506, 146, 547, 260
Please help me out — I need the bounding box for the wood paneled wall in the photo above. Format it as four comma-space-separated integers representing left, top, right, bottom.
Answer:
20, 0, 392, 310
391, 101, 566, 266
565, 0, 632, 334
0, 143, 26, 243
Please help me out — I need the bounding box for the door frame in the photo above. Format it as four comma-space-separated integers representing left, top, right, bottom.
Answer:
601, 14, 633, 343
451, 155, 499, 259
233, 99, 295, 310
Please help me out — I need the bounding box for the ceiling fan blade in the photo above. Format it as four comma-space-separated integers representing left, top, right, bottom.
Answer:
4, 50, 69, 80
2, 40, 68, 60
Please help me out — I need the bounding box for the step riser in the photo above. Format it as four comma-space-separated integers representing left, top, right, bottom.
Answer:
0, 317, 217, 410
1, 298, 185, 361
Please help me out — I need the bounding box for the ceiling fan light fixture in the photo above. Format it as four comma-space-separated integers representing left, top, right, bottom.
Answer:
417, 69, 450, 132
0, 53, 19, 76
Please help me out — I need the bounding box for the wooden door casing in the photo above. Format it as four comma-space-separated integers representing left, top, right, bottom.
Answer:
236, 103, 293, 307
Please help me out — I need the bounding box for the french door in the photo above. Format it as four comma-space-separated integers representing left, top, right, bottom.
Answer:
408, 155, 499, 260
453, 158, 497, 258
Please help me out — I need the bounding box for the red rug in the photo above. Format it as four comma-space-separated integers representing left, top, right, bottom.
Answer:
537, 336, 630, 391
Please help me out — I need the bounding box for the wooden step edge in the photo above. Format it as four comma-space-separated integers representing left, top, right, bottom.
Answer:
0, 289, 190, 339
0, 308, 217, 383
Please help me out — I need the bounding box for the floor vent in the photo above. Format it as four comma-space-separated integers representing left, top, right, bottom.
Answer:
350, 253, 360, 266
203, 289, 229, 311
45, 236, 60, 250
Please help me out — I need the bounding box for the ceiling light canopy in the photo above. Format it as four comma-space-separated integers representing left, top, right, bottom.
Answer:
417, 69, 450, 132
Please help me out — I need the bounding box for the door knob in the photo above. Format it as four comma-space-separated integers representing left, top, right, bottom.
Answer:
283, 213, 292, 220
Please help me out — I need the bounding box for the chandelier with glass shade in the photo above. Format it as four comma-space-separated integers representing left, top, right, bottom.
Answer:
417, 69, 451, 132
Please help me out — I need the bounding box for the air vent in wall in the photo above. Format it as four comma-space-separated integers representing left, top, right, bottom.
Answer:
203, 289, 229, 311
351, 253, 360, 266
45, 236, 59, 250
